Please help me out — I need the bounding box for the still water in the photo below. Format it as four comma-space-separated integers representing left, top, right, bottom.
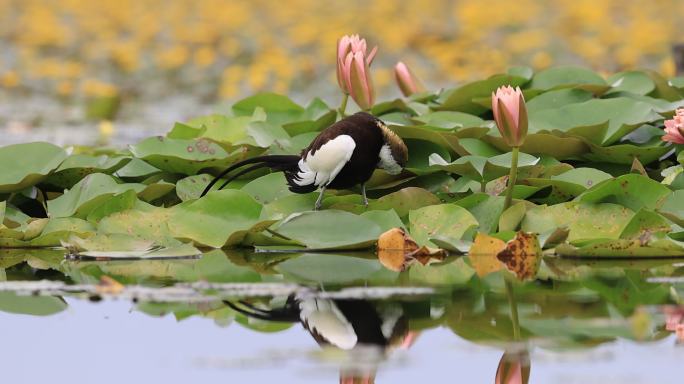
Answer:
2, 249, 684, 384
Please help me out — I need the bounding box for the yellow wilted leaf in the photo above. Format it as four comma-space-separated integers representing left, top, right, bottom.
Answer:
96, 275, 125, 295
496, 232, 542, 280
377, 228, 447, 272
468, 233, 506, 277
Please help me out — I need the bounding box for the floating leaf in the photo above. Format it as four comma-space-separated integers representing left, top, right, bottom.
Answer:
577, 174, 671, 211
273, 210, 381, 250
530, 66, 607, 91
468, 233, 506, 277
47, 173, 145, 218
168, 190, 268, 248
521, 202, 634, 243
376, 227, 446, 272
496, 232, 542, 280
0, 142, 68, 193
44, 154, 131, 189
436, 74, 527, 114
409, 204, 479, 246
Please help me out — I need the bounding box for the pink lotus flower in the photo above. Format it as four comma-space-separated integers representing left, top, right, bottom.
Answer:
394, 62, 425, 97
492, 86, 528, 148
495, 351, 530, 384
663, 108, 684, 145
337, 34, 377, 110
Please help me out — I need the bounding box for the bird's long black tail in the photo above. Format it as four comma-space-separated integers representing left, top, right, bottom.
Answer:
200, 155, 301, 197
223, 299, 300, 322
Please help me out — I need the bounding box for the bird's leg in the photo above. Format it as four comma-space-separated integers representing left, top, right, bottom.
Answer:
314, 186, 326, 211
361, 183, 369, 207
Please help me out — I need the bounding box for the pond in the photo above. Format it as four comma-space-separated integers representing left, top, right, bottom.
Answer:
2, 249, 684, 383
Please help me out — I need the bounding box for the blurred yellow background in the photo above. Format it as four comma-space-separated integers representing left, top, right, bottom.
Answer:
0, 0, 683, 141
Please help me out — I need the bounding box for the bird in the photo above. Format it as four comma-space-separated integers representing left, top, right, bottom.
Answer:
200, 112, 408, 210
224, 294, 409, 351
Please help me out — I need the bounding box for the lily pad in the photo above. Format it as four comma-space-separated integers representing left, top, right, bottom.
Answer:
409, 204, 479, 246
47, 173, 145, 218
0, 142, 68, 193
273, 210, 382, 250
577, 174, 671, 211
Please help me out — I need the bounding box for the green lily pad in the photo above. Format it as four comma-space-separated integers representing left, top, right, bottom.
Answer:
0, 142, 68, 193
47, 173, 145, 218
86, 189, 138, 223
168, 190, 268, 248
658, 190, 684, 226
409, 204, 479, 246
232, 92, 305, 125
368, 187, 441, 217
436, 74, 528, 114
606, 71, 656, 95
44, 154, 131, 189
521, 202, 634, 243
273, 210, 382, 250
577, 174, 671, 211
530, 66, 607, 91
413, 111, 485, 129
526, 88, 594, 113
129, 136, 261, 175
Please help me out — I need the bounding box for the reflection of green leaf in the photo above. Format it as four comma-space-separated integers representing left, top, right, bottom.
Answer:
275, 253, 391, 284
0, 142, 68, 193
0, 292, 67, 316
176, 250, 261, 282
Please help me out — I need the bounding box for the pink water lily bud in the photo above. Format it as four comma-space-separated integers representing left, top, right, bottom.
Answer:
492, 86, 528, 148
394, 61, 425, 97
662, 108, 684, 144
495, 351, 530, 384
339, 48, 376, 110
336, 34, 377, 95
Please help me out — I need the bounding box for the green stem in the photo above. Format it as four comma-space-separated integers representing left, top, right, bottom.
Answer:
505, 278, 521, 341
338, 93, 349, 118
503, 146, 519, 211
480, 180, 486, 193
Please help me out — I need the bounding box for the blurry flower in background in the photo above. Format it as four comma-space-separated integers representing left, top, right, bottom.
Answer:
662, 108, 684, 144
393, 61, 424, 96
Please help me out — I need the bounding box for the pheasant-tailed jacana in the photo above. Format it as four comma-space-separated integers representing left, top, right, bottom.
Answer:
200, 112, 408, 210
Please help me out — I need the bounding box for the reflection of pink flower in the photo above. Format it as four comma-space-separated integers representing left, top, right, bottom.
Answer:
663, 108, 684, 144
495, 352, 530, 384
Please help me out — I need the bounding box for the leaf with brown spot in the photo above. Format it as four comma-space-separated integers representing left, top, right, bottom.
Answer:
468, 233, 506, 277
377, 228, 447, 272
496, 232, 542, 280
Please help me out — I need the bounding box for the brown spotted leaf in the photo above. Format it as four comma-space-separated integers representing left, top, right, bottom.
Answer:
496, 232, 542, 280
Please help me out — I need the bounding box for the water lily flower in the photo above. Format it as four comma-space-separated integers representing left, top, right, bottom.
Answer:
337, 34, 377, 111
662, 108, 684, 144
495, 351, 530, 384
492, 86, 528, 148
394, 61, 424, 96
492, 85, 529, 211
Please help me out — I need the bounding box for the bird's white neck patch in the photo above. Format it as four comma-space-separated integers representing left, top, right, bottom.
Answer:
378, 144, 402, 175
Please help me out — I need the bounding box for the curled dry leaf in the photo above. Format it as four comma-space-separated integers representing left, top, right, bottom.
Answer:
468, 233, 506, 277
377, 227, 447, 272
496, 231, 542, 280
96, 275, 125, 295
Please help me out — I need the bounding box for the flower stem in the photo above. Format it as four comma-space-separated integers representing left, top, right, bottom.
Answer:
338, 93, 349, 118
503, 146, 519, 211
505, 278, 521, 341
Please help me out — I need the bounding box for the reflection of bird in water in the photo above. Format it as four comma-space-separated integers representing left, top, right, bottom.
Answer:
226, 294, 417, 383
